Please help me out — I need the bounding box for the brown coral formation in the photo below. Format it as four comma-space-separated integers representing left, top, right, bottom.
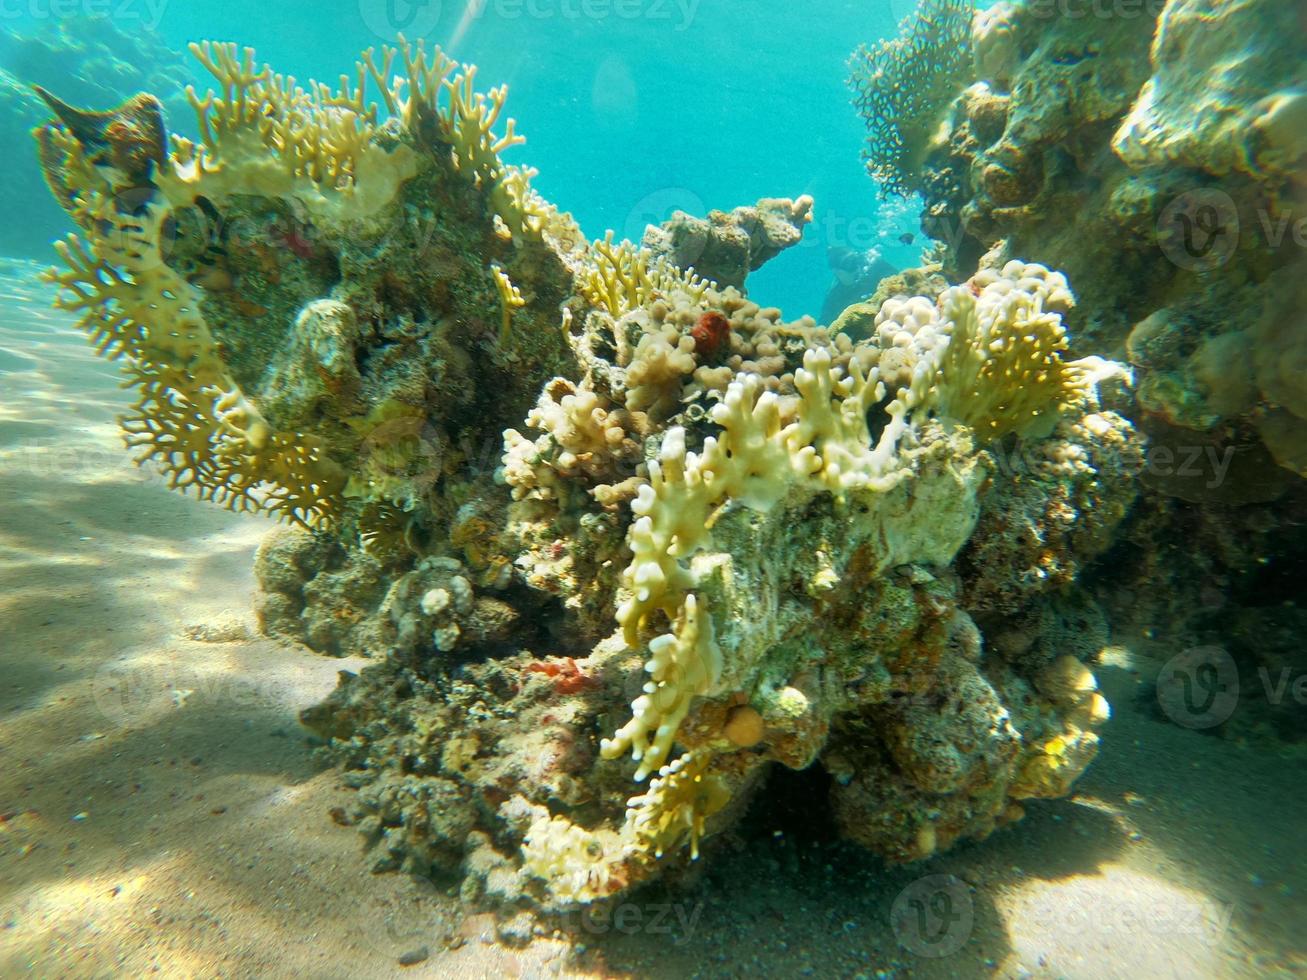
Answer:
641, 195, 814, 290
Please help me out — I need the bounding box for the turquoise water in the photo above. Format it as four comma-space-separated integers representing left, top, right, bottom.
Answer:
1, 1, 929, 319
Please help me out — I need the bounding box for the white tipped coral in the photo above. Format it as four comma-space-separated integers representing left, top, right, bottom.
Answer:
625, 748, 730, 859
501, 379, 648, 505
926, 262, 1096, 441
604, 349, 932, 777
602, 593, 721, 780
602, 260, 1116, 786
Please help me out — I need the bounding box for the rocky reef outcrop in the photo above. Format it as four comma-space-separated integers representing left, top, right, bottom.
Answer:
37, 38, 1143, 912
858, 0, 1307, 477
851, 0, 1307, 744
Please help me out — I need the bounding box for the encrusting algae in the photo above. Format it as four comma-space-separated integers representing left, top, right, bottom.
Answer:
34, 36, 1142, 911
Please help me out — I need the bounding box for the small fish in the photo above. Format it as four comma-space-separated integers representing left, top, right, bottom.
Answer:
899, 232, 915, 246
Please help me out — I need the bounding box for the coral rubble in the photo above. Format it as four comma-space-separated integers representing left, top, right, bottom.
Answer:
38, 39, 1142, 911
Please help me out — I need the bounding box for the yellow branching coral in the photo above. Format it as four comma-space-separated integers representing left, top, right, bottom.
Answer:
365, 40, 525, 180
443, 67, 525, 181
183, 36, 538, 219
362, 37, 566, 245
924, 262, 1113, 442
362, 40, 454, 133
491, 263, 525, 343
625, 748, 730, 860
45, 202, 345, 525
37, 40, 548, 530
188, 41, 382, 187
602, 261, 1114, 784
492, 164, 578, 244
579, 234, 713, 319
603, 351, 930, 778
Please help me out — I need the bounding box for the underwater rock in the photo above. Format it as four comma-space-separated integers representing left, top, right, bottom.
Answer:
38, 40, 1137, 911
253, 526, 336, 642
1113, 0, 1307, 186
849, 1, 1305, 743
640, 195, 814, 290
888, 0, 1307, 479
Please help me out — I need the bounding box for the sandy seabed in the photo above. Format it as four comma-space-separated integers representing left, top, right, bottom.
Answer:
0, 257, 1304, 979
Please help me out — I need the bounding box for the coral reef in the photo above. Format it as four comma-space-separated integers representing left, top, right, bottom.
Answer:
855, 0, 1305, 746
38, 41, 1142, 912
848, 0, 976, 198
891, 0, 1307, 477
1113, 0, 1307, 186
961, 408, 1143, 616
304, 254, 1133, 907
38, 37, 579, 541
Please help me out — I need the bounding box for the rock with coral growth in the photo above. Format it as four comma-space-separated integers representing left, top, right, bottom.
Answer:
641, 195, 813, 290
893, 0, 1307, 481
36, 39, 1138, 914
1113, 0, 1307, 186
2, 15, 192, 258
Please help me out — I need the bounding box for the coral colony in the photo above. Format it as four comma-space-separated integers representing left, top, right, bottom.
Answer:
31, 0, 1302, 912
